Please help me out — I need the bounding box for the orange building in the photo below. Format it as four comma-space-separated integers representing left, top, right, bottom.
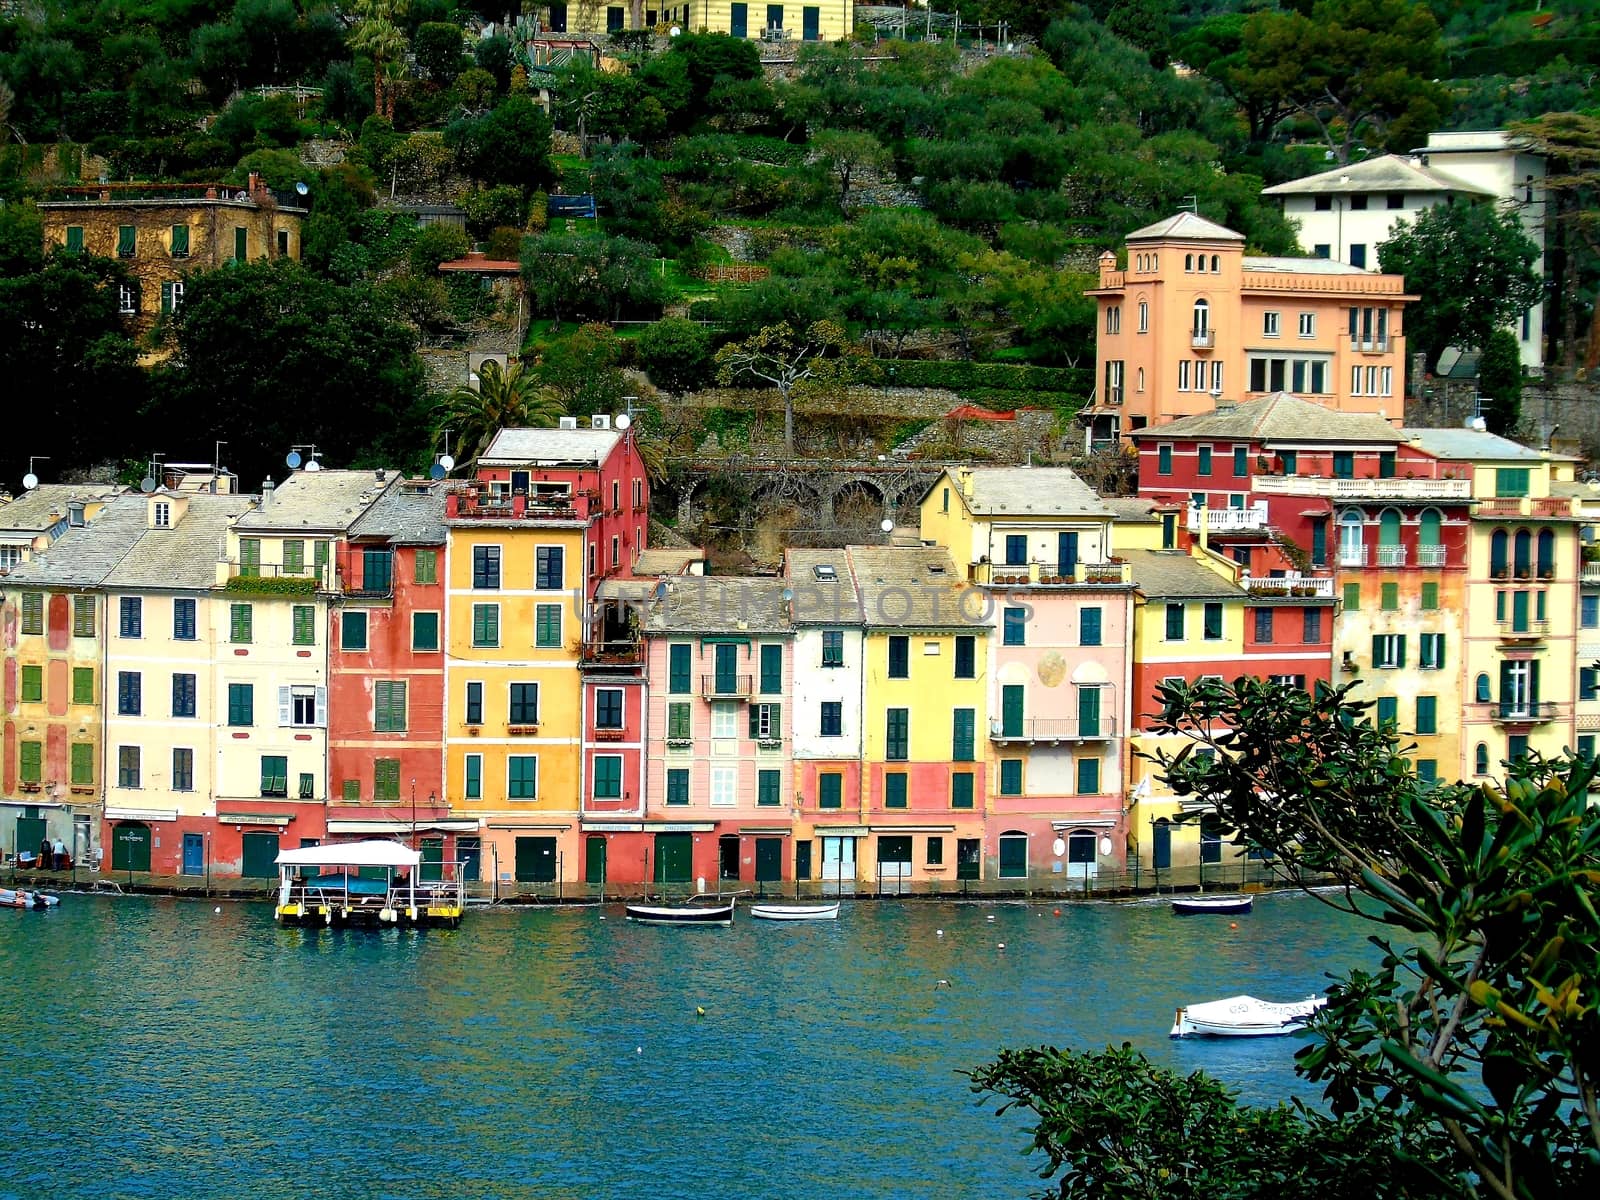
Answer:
1086, 213, 1415, 442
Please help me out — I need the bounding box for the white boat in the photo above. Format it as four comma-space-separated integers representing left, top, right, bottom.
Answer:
625, 901, 735, 926
1170, 994, 1325, 1038
750, 902, 840, 921
0, 888, 60, 910
1172, 894, 1253, 915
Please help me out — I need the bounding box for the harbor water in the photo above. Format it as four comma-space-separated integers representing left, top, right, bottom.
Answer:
1, 891, 1372, 1199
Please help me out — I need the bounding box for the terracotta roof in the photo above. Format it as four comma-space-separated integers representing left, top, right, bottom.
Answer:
945, 405, 1014, 421
1128, 394, 1402, 445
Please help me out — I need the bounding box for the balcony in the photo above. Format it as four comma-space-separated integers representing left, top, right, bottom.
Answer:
1483, 701, 1564, 725
1374, 545, 1407, 567
1350, 339, 1390, 353
593, 727, 626, 742
1416, 544, 1448, 567
975, 560, 1132, 587
581, 639, 644, 669
990, 717, 1117, 744
1497, 619, 1550, 642
222, 561, 328, 592
1581, 562, 1600, 584
1191, 329, 1214, 349
342, 576, 394, 602
445, 486, 594, 522
1187, 503, 1268, 533
701, 674, 753, 699
1253, 476, 1472, 500
1241, 573, 1336, 599
1338, 546, 1368, 567
1476, 496, 1576, 519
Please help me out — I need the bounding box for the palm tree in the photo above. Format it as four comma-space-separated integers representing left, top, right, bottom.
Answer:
435, 360, 565, 469
348, 0, 410, 122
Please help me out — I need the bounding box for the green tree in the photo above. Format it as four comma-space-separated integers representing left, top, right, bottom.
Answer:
435, 359, 564, 467
976, 676, 1600, 1200
412, 22, 468, 86
530, 324, 631, 419
714, 320, 861, 455
1510, 113, 1600, 375
637, 317, 713, 394
810, 129, 890, 216
348, 0, 411, 121
444, 95, 555, 194
1476, 329, 1523, 436
521, 231, 666, 327
1377, 202, 1543, 373
1106, 0, 1175, 67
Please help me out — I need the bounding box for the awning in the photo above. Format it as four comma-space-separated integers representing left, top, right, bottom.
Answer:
218, 811, 293, 827
484, 821, 574, 831
814, 825, 869, 836
105, 806, 179, 822
326, 818, 480, 835
1051, 817, 1120, 831
869, 824, 958, 834
1, 798, 66, 810
739, 826, 791, 836
276, 839, 419, 868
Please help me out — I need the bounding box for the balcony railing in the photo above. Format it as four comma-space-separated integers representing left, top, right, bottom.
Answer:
1350, 339, 1390, 353
701, 674, 753, 699
582, 639, 644, 667
1583, 562, 1600, 584
989, 717, 1116, 743
1497, 619, 1550, 640
1241, 573, 1336, 598
1338, 546, 1368, 567
1483, 701, 1564, 725
976, 560, 1132, 587
445, 487, 594, 522
1416, 544, 1448, 567
1374, 545, 1407, 567
223, 561, 328, 590
1476, 496, 1575, 518
1191, 329, 1214, 349
1253, 476, 1473, 500
1188, 503, 1268, 533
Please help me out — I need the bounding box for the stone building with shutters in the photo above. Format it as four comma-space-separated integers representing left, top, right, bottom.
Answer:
36, 173, 306, 334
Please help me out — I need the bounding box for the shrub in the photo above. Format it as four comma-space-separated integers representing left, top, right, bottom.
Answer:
638, 318, 713, 393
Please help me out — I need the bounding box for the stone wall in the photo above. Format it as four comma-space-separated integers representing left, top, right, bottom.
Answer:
1406, 377, 1600, 465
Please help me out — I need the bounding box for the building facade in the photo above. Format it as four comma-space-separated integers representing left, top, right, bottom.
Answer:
542, 1, 853, 40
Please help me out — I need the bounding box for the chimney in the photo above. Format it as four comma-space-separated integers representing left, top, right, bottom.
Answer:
261, 476, 275, 507
248, 171, 264, 200
958, 467, 974, 498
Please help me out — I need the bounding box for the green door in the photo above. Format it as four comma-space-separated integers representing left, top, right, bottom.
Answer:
1001, 685, 1024, 737
419, 836, 443, 883
654, 832, 692, 884
714, 643, 737, 693
515, 836, 557, 883
240, 832, 280, 878
585, 835, 607, 885
1078, 686, 1101, 737
111, 822, 152, 872
15, 816, 45, 862
754, 837, 782, 882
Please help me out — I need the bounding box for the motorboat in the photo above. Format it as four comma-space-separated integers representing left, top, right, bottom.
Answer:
1171, 994, 1325, 1038
750, 902, 840, 921
0, 888, 60, 910
625, 901, 735, 926
1172, 894, 1254, 916
274, 840, 465, 928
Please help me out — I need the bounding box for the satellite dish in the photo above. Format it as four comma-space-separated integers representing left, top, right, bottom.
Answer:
880, 518, 894, 533
139, 477, 157, 493
438, 454, 455, 472
615, 413, 632, 431
305, 459, 322, 472
428, 463, 447, 481
234, 190, 247, 201
294, 181, 309, 196
22, 472, 38, 490
285, 450, 303, 469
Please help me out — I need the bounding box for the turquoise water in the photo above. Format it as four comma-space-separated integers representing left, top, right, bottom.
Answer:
1, 892, 1371, 1200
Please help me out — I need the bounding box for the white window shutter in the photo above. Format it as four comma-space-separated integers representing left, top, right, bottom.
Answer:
278, 685, 291, 726
315, 686, 328, 727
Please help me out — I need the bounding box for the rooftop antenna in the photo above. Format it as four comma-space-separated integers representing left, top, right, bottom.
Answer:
139, 453, 163, 494
288, 443, 322, 472
212, 440, 227, 493
1178, 195, 1198, 214
22, 455, 49, 491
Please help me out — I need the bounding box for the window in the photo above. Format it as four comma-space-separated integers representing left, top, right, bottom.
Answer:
760, 643, 782, 694
1303, 609, 1323, 643
758, 769, 780, 807
1004, 533, 1028, 566
748, 702, 780, 741
884, 773, 908, 809
1421, 582, 1439, 611
1373, 633, 1406, 669
1202, 602, 1223, 640
402, 610, 437, 653
999, 759, 1022, 796
118, 746, 141, 789
117, 671, 142, 716
1349, 243, 1367, 268
666, 768, 689, 806
1581, 667, 1600, 703
666, 701, 691, 741
19, 741, 42, 784
1496, 469, 1530, 499
1263, 311, 1280, 337
952, 709, 975, 762
72, 667, 94, 705
595, 688, 624, 730
414, 549, 438, 585
285, 603, 313, 647
1157, 444, 1172, 475
669, 644, 691, 693
172, 673, 196, 718
165, 747, 192, 792
1254, 607, 1274, 643
508, 757, 537, 800
1420, 632, 1445, 669
535, 546, 564, 590
160, 280, 184, 313
261, 755, 288, 798
888, 635, 910, 678
954, 634, 976, 678
1138, 300, 1149, 331
1106, 304, 1121, 334
1416, 695, 1438, 735
1475, 743, 1490, 775
471, 603, 499, 647
229, 603, 252, 644
1416, 760, 1437, 787
20, 665, 42, 703
926, 837, 944, 866
818, 773, 842, 809
820, 701, 843, 737
64, 225, 85, 252
711, 702, 739, 739
1584, 596, 1599, 629
173, 597, 196, 640
529, 602, 561, 650
1002, 606, 1027, 646
1375, 696, 1398, 730
1298, 312, 1315, 338
821, 630, 844, 667
472, 545, 501, 589
1077, 757, 1101, 794
885, 709, 909, 761
285, 685, 319, 727
372, 680, 407, 732
120, 596, 143, 638
1342, 582, 1360, 611
71, 595, 95, 638
951, 772, 975, 810
509, 682, 539, 725
233, 226, 248, 261
238, 538, 261, 576
336, 609, 366, 651
1078, 606, 1103, 647
170, 224, 189, 257
1197, 446, 1212, 477
1165, 603, 1185, 641
1381, 582, 1399, 611
593, 756, 623, 799
228, 683, 253, 726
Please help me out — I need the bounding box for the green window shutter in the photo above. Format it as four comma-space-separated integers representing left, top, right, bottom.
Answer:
666, 768, 689, 805
1381, 582, 1399, 611
667, 702, 690, 740
535, 603, 561, 648
1416, 696, 1437, 735
669, 644, 691, 693
884, 773, 907, 808
759, 643, 782, 693
1396, 635, 1406, 669
65, 226, 85, 252
1343, 582, 1360, 611
292, 605, 314, 646
748, 703, 760, 739
20, 741, 43, 783
414, 549, 437, 584
72, 595, 95, 637
757, 769, 780, 807
1376, 696, 1398, 728
999, 759, 1022, 795
1077, 757, 1100, 794
72, 667, 94, 705
473, 604, 499, 646
951, 771, 974, 809
1371, 634, 1382, 666
21, 592, 43, 634
238, 538, 260, 574
342, 778, 360, 802
170, 224, 189, 256
229, 683, 253, 726
374, 759, 400, 802
230, 603, 252, 643
374, 681, 407, 732
1077, 686, 1101, 737
234, 226, 247, 260
1001, 685, 1024, 737
70, 742, 94, 785
20, 666, 42, 702
1421, 582, 1438, 610
1158, 444, 1172, 474
413, 612, 439, 651
819, 773, 842, 809
1197, 446, 1212, 476
952, 708, 974, 761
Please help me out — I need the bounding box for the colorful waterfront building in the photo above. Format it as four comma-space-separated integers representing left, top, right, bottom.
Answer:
100, 491, 256, 877
1, 495, 146, 866
443, 423, 648, 892
1085, 212, 1414, 442
327, 480, 462, 875
213, 469, 401, 878
636, 575, 794, 890
542, 2, 855, 42
919, 467, 1136, 884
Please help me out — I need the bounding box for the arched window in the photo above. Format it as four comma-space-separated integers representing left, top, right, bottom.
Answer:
1137, 367, 1145, 392
1210, 254, 1220, 272
1490, 529, 1508, 578
1192, 298, 1209, 336
1475, 743, 1489, 775
1137, 299, 1148, 332
1513, 529, 1532, 576
1419, 508, 1442, 552
1185, 253, 1194, 271
1536, 528, 1555, 577
1378, 508, 1402, 546
1475, 673, 1491, 703
1338, 510, 1365, 566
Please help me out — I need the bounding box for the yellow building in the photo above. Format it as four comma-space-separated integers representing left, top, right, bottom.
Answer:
543, 0, 853, 40
0, 483, 124, 573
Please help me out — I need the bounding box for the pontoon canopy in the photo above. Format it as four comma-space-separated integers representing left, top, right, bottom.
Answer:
274, 839, 421, 868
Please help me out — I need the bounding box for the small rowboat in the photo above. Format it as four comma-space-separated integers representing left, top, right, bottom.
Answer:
1171, 994, 1325, 1038
750, 902, 840, 921
625, 901, 735, 926
0, 888, 61, 910
1172, 894, 1253, 915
